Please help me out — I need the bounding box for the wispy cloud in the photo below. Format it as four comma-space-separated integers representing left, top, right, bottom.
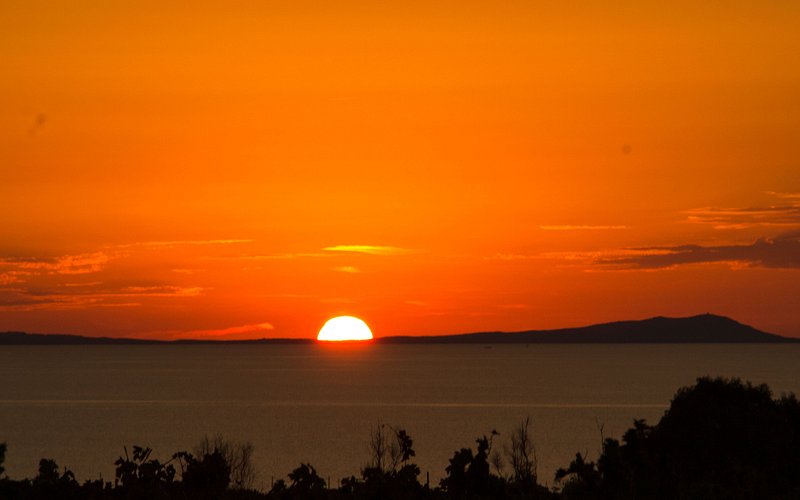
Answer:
594, 232, 800, 270
0, 293, 136, 311
684, 194, 800, 230
497, 303, 531, 309
116, 286, 204, 297
63, 281, 103, 287
332, 266, 360, 273
487, 253, 540, 261
207, 252, 326, 261
0, 252, 110, 275
0, 271, 29, 285
171, 268, 203, 275
117, 239, 253, 248
539, 225, 628, 231
766, 191, 800, 200
150, 322, 275, 340
323, 245, 412, 256
0, 285, 205, 311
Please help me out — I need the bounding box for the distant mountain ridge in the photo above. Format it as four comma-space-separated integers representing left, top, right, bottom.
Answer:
0, 314, 793, 345
0, 331, 312, 345
379, 314, 792, 344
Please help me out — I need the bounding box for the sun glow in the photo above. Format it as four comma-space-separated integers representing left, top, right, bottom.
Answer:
317, 316, 373, 342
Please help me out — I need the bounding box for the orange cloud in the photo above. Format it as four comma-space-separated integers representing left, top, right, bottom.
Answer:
117, 239, 253, 248
684, 196, 800, 230
1, 252, 110, 275
0, 285, 204, 311
148, 322, 276, 340
539, 225, 628, 231
593, 233, 800, 270
332, 266, 360, 273
323, 245, 412, 256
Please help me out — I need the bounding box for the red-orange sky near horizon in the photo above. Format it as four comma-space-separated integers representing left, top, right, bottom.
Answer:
1, 1, 799, 339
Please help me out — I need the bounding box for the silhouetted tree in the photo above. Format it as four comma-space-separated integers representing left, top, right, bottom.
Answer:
196, 434, 256, 490
356, 426, 424, 499
2, 377, 796, 500
114, 445, 177, 499
506, 417, 538, 495
440, 433, 506, 500
555, 453, 601, 500
179, 450, 231, 500
270, 463, 326, 500
642, 377, 800, 499
556, 377, 800, 500
30, 458, 81, 500
366, 423, 407, 474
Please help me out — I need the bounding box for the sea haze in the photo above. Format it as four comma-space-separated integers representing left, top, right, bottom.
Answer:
2, 344, 800, 488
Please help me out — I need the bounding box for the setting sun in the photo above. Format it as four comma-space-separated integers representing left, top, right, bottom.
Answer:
317, 316, 373, 342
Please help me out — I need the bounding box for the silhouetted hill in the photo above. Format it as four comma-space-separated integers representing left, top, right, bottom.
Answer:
0, 331, 312, 345
378, 314, 794, 344
0, 314, 792, 344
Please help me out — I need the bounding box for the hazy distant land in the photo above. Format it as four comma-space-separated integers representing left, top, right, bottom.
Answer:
0, 314, 794, 345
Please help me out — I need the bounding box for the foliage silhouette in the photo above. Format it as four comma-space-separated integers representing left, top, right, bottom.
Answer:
505, 417, 540, 499
556, 377, 800, 500
439, 433, 507, 500
1, 377, 800, 499
113, 445, 179, 499
345, 425, 425, 500
196, 435, 255, 490
30, 458, 81, 500
266, 463, 326, 500
177, 450, 231, 500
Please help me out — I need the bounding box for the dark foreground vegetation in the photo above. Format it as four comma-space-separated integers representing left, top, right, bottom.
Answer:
2, 377, 799, 500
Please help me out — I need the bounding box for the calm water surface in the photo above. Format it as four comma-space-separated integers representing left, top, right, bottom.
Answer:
2, 344, 799, 488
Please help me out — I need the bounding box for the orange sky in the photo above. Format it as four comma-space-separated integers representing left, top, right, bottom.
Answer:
1, 1, 799, 339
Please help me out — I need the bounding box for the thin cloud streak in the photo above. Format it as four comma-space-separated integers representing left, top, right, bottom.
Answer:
332, 266, 360, 273
0, 285, 205, 311
206, 252, 327, 261
684, 194, 800, 229
594, 232, 800, 270
767, 191, 800, 200
540, 225, 628, 231
147, 322, 275, 340
323, 245, 412, 256
487, 253, 540, 261
116, 239, 253, 248
0, 252, 110, 275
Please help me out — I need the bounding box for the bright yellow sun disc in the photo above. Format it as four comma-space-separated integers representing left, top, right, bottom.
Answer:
317, 316, 373, 341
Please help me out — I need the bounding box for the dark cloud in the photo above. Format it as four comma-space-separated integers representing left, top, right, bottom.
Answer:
0, 252, 110, 275
595, 232, 800, 270
685, 198, 800, 229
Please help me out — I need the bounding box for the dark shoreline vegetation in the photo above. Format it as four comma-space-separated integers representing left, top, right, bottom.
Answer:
0, 314, 795, 345
2, 377, 799, 499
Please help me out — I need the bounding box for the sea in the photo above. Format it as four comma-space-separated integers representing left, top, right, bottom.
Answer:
1, 343, 799, 490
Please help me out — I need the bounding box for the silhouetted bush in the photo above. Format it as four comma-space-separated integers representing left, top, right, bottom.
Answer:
504, 417, 549, 499
439, 433, 507, 500
267, 463, 326, 500
344, 425, 426, 500
2, 377, 799, 499
113, 445, 178, 499
178, 450, 231, 500
557, 377, 800, 500
26, 458, 81, 500
196, 434, 256, 490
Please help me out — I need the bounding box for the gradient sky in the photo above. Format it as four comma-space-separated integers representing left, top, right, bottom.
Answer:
2, 1, 799, 339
